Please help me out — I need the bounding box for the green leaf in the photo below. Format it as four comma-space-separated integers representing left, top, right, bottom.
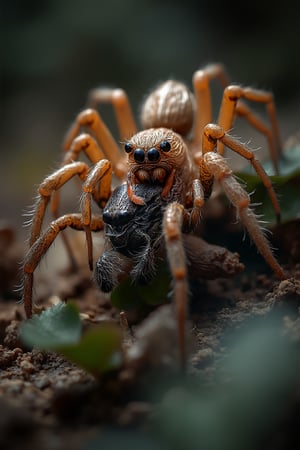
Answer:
60, 325, 123, 376
20, 302, 82, 349
20, 303, 123, 376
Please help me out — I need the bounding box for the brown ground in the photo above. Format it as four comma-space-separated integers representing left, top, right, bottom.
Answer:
0, 216, 300, 450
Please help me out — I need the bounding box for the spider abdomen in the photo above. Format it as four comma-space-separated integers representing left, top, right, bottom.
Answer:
140, 80, 195, 136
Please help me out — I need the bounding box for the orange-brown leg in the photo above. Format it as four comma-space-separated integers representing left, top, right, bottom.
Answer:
201, 125, 286, 280
80, 159, 112, 269
62, 133, 107, 166
23, 213, 104, 318
163, 202, 192, 370
217, 85, 282, 174
63, 108, 127, 179
192, 65, 281, 174
51, 134, 107, 220
163, 182, 208, 368
87, 87, 137, 140
192, 63, 230, 147
29, 162, 90, 248
188, 179, 205, 229
203, 124, 281, 223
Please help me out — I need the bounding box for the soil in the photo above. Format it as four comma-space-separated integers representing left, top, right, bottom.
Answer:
0, 213, 300, 450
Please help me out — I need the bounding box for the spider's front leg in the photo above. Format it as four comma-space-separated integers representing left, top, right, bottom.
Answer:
163, 202, 190, 370
29, 159, 112, 269
29, 162, 90, 248
63, 108, 127, 179
23, 157, 113, 317
50, 134, 107, 236
23, 213, 104, 318
80, 158, 112, 269
201, 124, 286, 281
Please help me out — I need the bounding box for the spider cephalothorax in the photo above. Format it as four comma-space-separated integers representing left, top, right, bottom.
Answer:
23, 63, 287, 368
124, 128, 197, 206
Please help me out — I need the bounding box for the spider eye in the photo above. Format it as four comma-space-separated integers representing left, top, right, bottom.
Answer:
124, 142, 133, 153
133, 148, 145, 163
160, 140, 171, 152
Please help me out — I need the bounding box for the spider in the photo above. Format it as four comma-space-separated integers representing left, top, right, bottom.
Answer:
22, 63, 286, 368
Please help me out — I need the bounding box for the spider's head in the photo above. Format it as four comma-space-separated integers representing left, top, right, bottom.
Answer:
124, 128, 189, 185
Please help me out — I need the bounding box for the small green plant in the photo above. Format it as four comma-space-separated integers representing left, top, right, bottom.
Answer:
20, 302, 123, 376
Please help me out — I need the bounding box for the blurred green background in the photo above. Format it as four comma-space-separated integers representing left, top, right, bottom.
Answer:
1, 0, 300, 232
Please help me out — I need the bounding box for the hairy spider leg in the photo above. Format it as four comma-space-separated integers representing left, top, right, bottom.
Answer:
30, 162, 89, 248
192, 64, 282, 174
49, 135, 110, 269
51, 134, 107, 219
62, 133, 107, 165
203, 124, 282, 222
86, 87, 137, 140
23, 213, 104, 318
163, 202, 189, 370
63, 108, 127, 179
192, 63, 230, 146
217, 85, 282, 173
80, 159, 112, 269
163, 179, 205, 369
30, 160, 111, 271
201, 124, 286, 281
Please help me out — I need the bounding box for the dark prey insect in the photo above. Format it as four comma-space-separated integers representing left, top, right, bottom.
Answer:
22, 63, 287, 368
95, 181, 244, 293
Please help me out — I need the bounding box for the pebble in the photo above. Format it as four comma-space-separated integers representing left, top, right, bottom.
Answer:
20, 359, 35, 374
